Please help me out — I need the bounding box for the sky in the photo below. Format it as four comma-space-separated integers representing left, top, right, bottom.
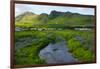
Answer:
15, 3, 95, 17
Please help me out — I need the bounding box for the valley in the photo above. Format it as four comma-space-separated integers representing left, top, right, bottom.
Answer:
15, 10, 95, 65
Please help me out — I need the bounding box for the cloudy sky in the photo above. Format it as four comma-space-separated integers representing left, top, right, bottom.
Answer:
15, 3, 95, 16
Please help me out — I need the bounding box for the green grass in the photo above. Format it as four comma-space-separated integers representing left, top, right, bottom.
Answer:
15, 29, 95, 65
15, 31, 58, 65
15, 44, 46, 65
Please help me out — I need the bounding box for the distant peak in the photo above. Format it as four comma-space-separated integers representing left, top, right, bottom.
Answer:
40, 13, 48, 15
50, 10, 63, 14
50, 10, 74, 16
65, 11, 71, 14
23, 11, 35, 15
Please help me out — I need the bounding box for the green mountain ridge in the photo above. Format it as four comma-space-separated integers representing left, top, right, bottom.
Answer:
15, 10, 94, 28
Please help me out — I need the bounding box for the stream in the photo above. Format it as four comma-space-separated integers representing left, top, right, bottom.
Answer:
39, 37, 78, 64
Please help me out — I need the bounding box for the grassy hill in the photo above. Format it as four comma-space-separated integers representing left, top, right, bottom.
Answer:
15, 10, 94, 28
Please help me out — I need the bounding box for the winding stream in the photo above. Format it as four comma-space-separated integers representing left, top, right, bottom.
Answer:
39, 37, 78, 64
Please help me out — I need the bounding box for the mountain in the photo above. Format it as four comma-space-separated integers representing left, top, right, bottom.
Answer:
48, 10, 74, 19
48, 10, 94, 26
15, 12, 37, 27
15, 10, 94, 28
15, 12, 35, 21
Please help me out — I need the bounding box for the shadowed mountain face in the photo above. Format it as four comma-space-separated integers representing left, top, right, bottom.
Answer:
48, 10, 74, 19
15, 10, 94, 27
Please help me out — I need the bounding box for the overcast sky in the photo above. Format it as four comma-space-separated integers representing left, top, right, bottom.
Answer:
15, 3, 95, 16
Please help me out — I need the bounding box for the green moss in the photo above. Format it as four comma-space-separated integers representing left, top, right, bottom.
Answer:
67, 37, 94, 62
73, 47, 94, 62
